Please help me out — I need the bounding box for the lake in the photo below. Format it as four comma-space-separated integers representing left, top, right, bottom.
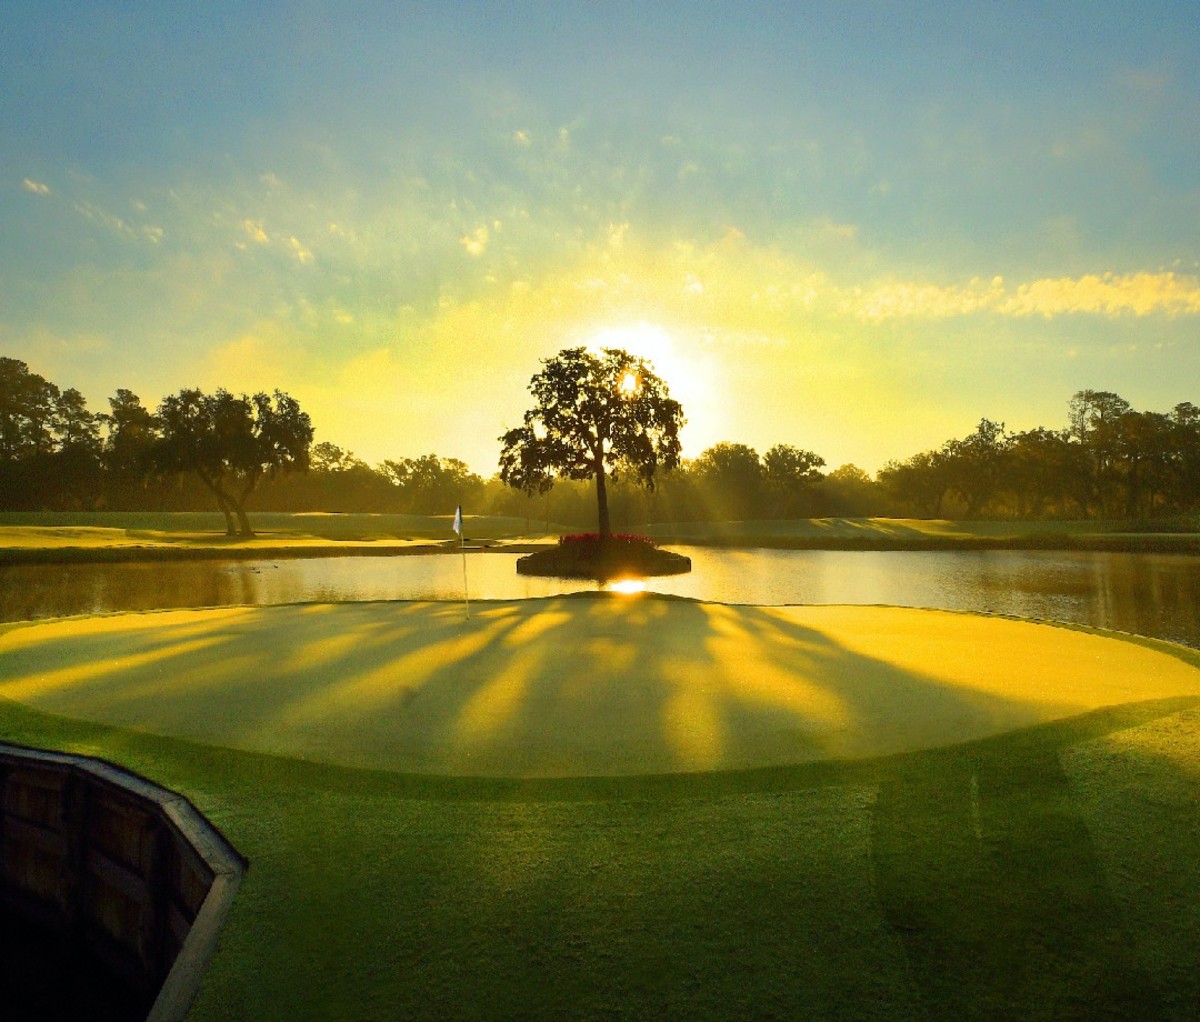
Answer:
2, 547, 1198, 650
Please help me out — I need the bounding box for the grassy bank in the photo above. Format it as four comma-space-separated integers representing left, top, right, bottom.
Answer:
1, 600, 1199, 1019
646, 516, 1200, 553
0, 511, 552, 564
1, 512, 1196, 564
1, 696, 1197, 1019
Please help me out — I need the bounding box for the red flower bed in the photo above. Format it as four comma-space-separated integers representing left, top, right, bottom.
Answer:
558, 532, 658, 548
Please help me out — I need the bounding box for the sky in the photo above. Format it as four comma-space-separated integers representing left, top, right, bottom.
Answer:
3, 1, 1199, 476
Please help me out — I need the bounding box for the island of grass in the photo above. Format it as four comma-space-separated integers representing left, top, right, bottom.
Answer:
515, 532, 691, 579
1, 596, 1200, 1019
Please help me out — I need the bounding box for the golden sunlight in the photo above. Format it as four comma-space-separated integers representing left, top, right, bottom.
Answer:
618, 370, 639, 396
584, 321, 722, 449
588, 323, 692, 395
606, 578, 647, 595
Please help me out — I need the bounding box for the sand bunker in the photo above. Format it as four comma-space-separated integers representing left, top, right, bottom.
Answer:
1, 597, 1198, 777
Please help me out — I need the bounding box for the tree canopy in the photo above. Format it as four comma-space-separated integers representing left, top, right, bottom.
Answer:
499, 347, 685, 536
152, 388, 313, 535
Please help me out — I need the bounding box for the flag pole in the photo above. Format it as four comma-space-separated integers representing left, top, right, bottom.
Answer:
453, 505, 470, 619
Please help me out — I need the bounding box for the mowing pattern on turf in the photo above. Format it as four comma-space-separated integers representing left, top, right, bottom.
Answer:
2, 599, 1199, 777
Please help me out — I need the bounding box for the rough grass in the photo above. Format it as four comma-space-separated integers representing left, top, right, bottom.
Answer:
2, 694, 1198, 1020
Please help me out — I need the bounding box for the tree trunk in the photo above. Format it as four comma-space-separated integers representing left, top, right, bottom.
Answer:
213, 490, 238, 536
232, 498, 253, 537
235, 473, 259, 537
197, 469, 237, 535
596, 465, 611, 538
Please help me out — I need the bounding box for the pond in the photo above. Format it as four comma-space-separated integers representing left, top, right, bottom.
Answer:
2, 547, 1199, 650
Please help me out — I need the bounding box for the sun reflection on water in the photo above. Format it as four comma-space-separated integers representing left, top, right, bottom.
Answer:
605, 578, 647, 595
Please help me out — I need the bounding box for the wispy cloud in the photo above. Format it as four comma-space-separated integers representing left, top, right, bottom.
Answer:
22, 178, 51, 195
851, 272, 1200, 321
72, 200, 164, 243
241, 218, 270, 245
998, 273, 1200, 318
287, 236, 314, 265
460, 224, 489, 256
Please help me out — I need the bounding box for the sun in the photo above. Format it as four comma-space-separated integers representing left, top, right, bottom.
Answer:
583, 320, 723, 454
587, 322, 694, 396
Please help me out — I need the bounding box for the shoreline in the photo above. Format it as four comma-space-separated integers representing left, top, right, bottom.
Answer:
1, 531, 1198, 565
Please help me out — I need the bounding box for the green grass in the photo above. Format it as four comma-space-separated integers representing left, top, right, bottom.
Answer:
646, 516, 1200, 551
0, 511, 551, 563
1, 630, 1198, 1019
2, 511, 1198, 564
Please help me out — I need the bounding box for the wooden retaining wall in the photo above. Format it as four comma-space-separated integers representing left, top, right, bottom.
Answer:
0, 743, 246, 1021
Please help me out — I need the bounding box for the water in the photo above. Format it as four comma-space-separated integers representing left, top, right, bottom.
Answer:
2, 548, 1198, 648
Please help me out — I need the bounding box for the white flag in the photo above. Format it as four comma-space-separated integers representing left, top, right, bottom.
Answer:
453, 505, 462, 536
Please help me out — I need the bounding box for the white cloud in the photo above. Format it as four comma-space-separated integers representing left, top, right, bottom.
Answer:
460, 224, 489, 256
22, 178, 51, 195
287, 236, 314, 265
850, 272, 1200, 321
242, 219, 270, 244
69, 200, 164, 245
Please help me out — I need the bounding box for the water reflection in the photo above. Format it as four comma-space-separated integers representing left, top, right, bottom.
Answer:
605, 579, 648, 595
1, 548, 1197, 648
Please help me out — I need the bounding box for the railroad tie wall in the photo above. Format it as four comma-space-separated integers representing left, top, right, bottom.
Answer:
0, 744, 245, 1022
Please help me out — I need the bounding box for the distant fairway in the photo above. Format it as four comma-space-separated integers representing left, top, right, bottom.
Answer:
1, 597, 1199, 1020
1, 511, 1195, 564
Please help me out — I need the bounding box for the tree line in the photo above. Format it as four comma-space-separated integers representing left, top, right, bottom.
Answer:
0, 356, 484, 531
2, 356, 1196, 527
878, 390, 1200, 520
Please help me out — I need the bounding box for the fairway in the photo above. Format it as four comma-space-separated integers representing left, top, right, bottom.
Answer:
1, 596, 1198, 777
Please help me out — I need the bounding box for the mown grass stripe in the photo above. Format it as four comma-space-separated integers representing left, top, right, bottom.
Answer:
873, 747, 1162, 1021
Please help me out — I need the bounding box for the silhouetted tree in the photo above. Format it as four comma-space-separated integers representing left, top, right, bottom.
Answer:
943, 418, 1007, 518
152, 387, 313, 535
1003, 427, 1083, 517
0, 357, 59, 460
1069, 390, 1130, 515
381, 454, 485, 514
763, 443, 826, 517
499, 347, 684, 537
878, 449, 953, 517
102, 389, 158, 494
1171, 402, 1200, 513
691, 442, 765, 520
821, 463, 883, 516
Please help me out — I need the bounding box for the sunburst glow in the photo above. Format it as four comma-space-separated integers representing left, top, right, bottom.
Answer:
605, 578, 647, 595
585, 321, 723, 453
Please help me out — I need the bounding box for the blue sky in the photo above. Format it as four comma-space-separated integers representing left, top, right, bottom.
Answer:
4, 2, 1199, 474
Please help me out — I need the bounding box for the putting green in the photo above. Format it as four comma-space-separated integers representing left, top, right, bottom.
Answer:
1, 597, 1197, 777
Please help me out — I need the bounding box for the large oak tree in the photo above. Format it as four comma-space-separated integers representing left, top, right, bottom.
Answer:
152, 387, 313, 536
499, 347, 684, 537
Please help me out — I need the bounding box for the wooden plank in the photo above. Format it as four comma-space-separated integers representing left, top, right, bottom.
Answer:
3, 814, 66, 856
147, 870, 245, 1022
0, 742, 247, 1019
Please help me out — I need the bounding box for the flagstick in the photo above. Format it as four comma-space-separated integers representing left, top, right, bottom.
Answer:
453, 505, 469, 620
459, 527, 470, 620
